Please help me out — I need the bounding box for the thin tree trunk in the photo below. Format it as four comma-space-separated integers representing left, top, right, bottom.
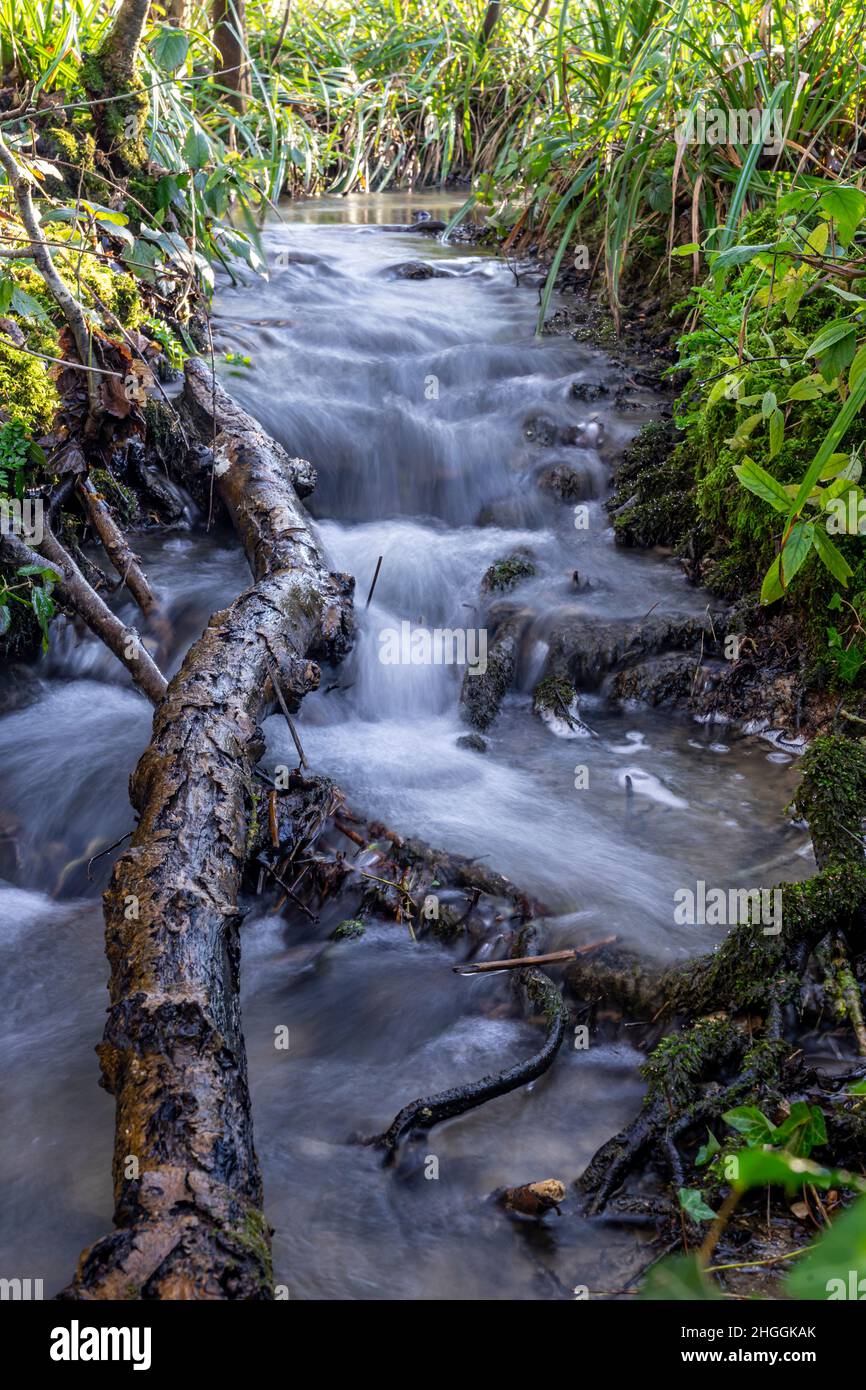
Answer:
84, 0, 152, 169
213, 0, 251, 113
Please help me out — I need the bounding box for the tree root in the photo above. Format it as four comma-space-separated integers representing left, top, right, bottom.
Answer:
62, 361, 354, 1300
370, 966, 568, 1156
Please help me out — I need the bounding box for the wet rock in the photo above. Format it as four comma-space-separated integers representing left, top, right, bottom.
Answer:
461, 615, 522, 730
540, 613, 720, 691
457, 732, 488, 753
537, 461, 602, 502
523, 414, 559, 447
384, 260, 449, 280
409, 219, 448, 235
481, 549, 536, 594
288, 456, 317, 498
559, 419, 605, 449
570, 381, 609, 402
611, 653, 715, 708
532, 675, 594, 739
608, 417, 696, 551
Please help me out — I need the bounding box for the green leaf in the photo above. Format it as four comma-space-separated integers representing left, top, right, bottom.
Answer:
724, 1104, 775, 1139
695, 1130, 722, 1167
678, 1187, 717, 1222
640, 1254, 720, 1301
784, 1193, 866, 1300
779, 521, 814, 589
10, 286, 48, 321
183, 128, 212, 171
0, 603, 9, 636
733, 457, 790, 512
786, 375, 824, 402
813, 527, 854, 586
672, 242, 699, 257
731, 1146, 865, 1195
0, 277, 13, 314
769, 407, 785, 458
817, 187, 866, 247
150, 25, 190, 72
710, 242, 773, 276
787, 367, 866, 521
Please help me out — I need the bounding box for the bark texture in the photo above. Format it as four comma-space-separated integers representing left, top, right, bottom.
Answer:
63, 360, 354, 1299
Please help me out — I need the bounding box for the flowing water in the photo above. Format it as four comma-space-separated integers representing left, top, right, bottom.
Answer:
0, 193, 815, 1299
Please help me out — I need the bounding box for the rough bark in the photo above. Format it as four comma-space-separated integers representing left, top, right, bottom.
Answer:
63, 360, 354, 1299
78, 474, 158, 618
83, 0, 152, 170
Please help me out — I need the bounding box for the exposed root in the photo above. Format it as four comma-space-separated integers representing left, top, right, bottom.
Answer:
370, 966, 568, 1155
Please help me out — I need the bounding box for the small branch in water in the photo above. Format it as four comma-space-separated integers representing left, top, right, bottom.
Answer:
453, 938, 617, 975
365, 554, 384, 609
264, 653, 308, 768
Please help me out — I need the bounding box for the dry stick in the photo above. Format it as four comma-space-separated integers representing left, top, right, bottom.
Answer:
77, 474, 158, 618
0, 528, 167, 705
453, 938, 617, 975
263, 653, 308, 768
0, 132, 102, 421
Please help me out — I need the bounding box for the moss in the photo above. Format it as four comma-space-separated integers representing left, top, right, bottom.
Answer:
481, 550, 535, 593
90, 466, 139, 525
81, 50, 149, 171
609, 419, 697, 550
532, 675, 577, 716
790, 736, 866, 868
331, 918, 366, 940
642, 1017, 741, 1109
0, 342, 59, 433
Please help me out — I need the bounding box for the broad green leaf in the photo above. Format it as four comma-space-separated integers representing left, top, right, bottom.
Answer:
183, 129, 212, 171
787, 368, 866, 520
817, 187, 866, 247
733, 457, 790, 512
10, 286, 47, 321
786, 376, 823, 402
711, 242, 773, 276
150, 25, 190, 72
724, 1105, 774, 1138
779, 521, 814, 589
678, 1188, 716, 1222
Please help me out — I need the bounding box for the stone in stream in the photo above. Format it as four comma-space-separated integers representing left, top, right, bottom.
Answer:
480, 549, 536, 594
460, 613, 523, 731
382, 260, 450, 280
570, 381, 609, 402
532, 675, 594, 739
456, 733, 488, 753
611, 652, 716, 709
536, 460, 604, 502
539, 613, 721, 692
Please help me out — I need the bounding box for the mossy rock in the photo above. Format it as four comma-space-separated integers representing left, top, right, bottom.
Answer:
481, 550, 535, 594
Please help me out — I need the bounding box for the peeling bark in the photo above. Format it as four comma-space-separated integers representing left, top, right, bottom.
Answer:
63, 361, 354, 1300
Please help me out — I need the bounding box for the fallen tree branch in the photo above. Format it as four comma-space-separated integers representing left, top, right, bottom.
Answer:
0, 525, 167, 704
77, 473, 158, 618
63, 360, 354, 1300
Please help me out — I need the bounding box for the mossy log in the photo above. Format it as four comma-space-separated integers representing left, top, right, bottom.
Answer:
63, 360, 354, 1299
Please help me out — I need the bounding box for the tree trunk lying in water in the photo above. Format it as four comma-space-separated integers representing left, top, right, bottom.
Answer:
63, 360, 354, 1300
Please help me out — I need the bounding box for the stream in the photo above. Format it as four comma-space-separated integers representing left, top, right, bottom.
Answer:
0, 193, 816, 1300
